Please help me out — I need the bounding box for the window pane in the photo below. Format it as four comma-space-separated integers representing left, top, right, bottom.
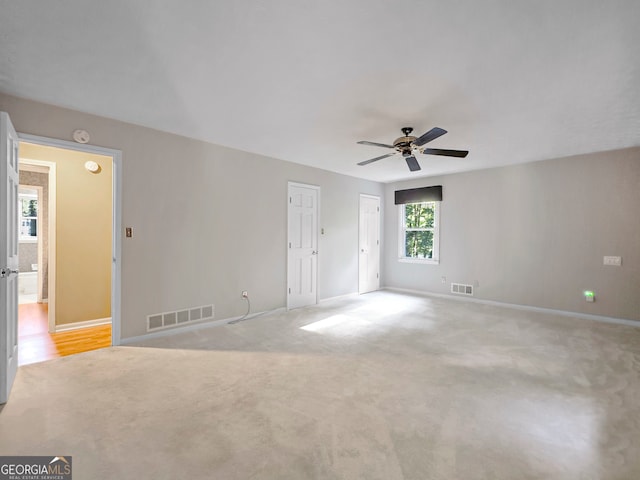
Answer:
21, 219, 37, 237
404, 202, 434, 229
404, 230, 433, 259
21, 198, 37, 217
19, 192, 38, 239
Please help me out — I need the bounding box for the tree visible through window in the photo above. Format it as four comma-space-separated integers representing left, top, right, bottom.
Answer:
399, 201, 439, 262
19, 188, 38, 241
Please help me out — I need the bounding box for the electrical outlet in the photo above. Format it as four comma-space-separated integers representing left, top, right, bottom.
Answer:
584, 290, 595, 302
241, 291, 248, 298
441, 276, 446, 284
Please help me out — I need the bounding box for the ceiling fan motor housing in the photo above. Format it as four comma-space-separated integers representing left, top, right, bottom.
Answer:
395, 126, 418, 153
394, 135, 418, 154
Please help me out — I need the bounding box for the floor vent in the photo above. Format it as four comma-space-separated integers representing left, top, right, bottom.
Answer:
147, 304, 215, 332
451, 283, 473, 296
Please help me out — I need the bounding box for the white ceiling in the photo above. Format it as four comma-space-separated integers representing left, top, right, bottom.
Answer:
1, 1, 639, 183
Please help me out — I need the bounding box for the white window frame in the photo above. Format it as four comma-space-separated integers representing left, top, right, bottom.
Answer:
398, 201, 440, 264
18, 186, 40, 243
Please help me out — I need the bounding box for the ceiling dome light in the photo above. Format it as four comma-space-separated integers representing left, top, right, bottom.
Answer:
85, 160, 100, 173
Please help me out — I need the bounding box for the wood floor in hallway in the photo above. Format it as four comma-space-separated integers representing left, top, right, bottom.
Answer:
18, 303, 112, 366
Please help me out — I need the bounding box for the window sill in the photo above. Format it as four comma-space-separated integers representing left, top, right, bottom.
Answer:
19, 238, 38, 244
398, 257, 439, 265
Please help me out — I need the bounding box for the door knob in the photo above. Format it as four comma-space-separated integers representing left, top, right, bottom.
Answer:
0, 268, 19, 278
312, 251, 318, 255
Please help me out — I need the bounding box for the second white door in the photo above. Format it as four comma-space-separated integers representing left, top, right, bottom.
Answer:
287, 183, 319, 309
359, 194, 380, 294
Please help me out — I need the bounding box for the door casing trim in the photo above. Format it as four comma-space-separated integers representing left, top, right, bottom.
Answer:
17, 133, 122, 346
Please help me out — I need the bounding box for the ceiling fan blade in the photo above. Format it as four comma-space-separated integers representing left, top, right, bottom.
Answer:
413, 127, 447, 147
357, 140, 395, 149
357, 152, 396, 166
422, 148, 469, 158
405, 156, 421, 171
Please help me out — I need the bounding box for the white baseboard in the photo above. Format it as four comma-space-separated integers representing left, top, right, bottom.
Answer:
119, 287, 639, 346
318, 292, 359, 304
120, 307, 286, 345
124, 293, 362, 344
55, 317, 112, 332
383, 287, 640, 328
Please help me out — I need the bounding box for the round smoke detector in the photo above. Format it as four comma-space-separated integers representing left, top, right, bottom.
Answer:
72, 129, 90, 144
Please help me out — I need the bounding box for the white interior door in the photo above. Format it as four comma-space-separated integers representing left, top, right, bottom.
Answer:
288, 183, 319, 309
1, 112, 20, 404
359, 194, 380, 294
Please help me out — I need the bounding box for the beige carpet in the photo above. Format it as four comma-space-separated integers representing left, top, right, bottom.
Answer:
1, 291, 639, 479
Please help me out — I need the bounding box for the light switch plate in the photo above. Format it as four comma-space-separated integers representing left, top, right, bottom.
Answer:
603, 256, 622, 266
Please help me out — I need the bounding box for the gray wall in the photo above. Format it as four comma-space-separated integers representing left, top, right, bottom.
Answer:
1, 94, 383, 339
384, 148, 640, 321
18, 242, 37, 274
5, 92, 637, 333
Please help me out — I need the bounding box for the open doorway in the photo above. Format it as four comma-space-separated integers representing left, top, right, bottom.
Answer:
17, 141, 118, 365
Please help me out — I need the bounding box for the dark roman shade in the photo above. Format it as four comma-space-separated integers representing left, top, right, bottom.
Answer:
394, 186, 443, 205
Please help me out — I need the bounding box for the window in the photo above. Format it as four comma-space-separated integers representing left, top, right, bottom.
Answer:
399, 201, 439, 263
19, 188, 38, 242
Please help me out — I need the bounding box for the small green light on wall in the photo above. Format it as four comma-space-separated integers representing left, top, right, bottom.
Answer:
584, 290, 595, 302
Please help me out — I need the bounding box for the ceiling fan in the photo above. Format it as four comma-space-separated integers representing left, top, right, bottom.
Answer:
357, 127, 469, 171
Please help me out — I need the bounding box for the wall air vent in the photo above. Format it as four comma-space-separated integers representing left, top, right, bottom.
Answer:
451, 283, 473, 296
147, 304, 215, 332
